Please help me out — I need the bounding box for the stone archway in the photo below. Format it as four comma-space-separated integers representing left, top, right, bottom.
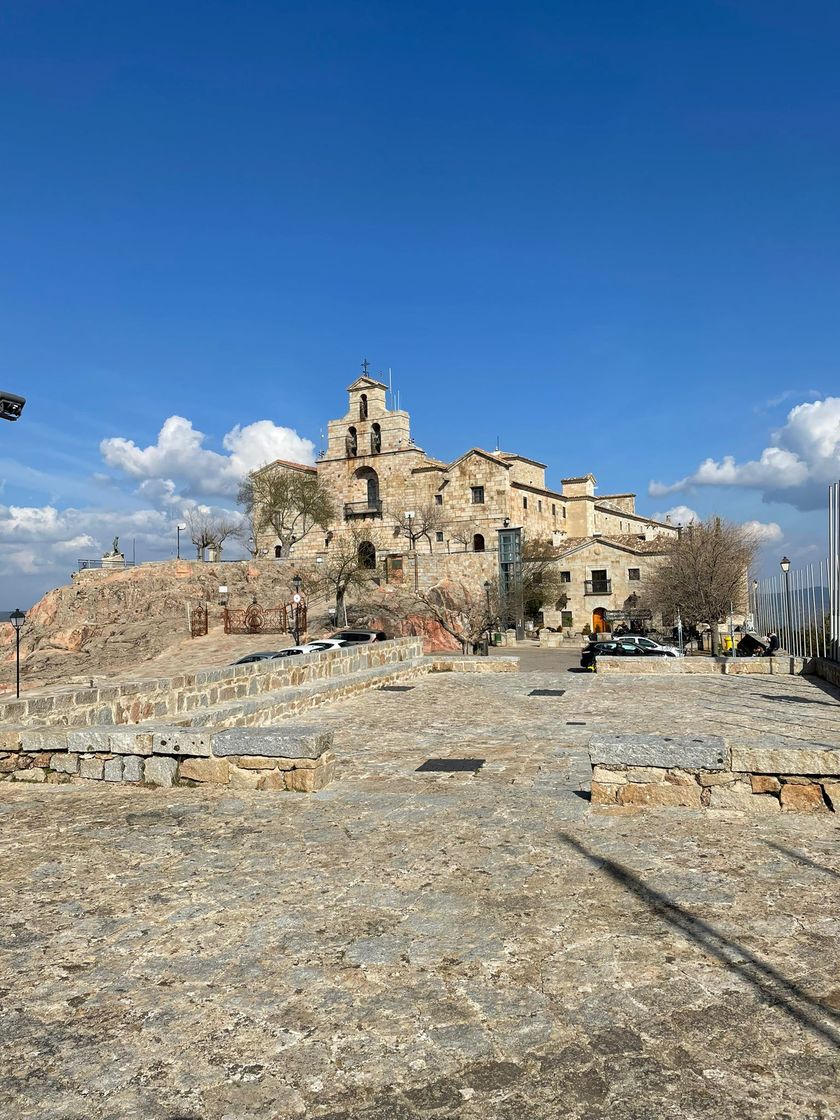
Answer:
592, 607, 608, 634
473, 533, 485, 553
358, 540, 376, 570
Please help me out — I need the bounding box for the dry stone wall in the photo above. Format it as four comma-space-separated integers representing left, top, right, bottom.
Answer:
589, 733, 840, 814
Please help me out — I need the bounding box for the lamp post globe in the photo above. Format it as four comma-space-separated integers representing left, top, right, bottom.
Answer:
9, 608, 25, 699
291, 575, 303, 644
779, 557, 793, 652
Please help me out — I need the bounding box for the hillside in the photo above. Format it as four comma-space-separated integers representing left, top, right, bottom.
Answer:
0, 560, 313, 692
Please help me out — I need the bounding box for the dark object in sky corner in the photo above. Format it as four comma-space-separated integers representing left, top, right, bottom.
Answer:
0, 392, 25, 422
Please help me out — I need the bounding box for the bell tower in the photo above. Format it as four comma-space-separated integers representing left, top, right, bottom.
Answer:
324, 367, 416, 460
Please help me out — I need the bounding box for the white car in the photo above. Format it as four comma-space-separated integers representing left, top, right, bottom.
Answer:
614, 635, 682, 656
294, 639, 353, 654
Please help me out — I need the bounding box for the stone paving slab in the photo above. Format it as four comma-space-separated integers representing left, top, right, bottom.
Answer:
0, 667, 839, 1120
589, 732, 728, 770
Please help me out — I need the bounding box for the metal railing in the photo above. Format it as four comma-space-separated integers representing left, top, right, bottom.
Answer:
584, 579, 612, 595
344, 499, 383, 518
751, 480, 840, 663
78, 559, 137, 570
753, 561, 831, 661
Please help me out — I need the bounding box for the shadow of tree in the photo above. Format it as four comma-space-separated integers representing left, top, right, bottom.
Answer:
557, 831, 840, 1050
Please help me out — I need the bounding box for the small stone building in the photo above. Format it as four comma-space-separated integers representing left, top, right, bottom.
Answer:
254, 375, 679, 632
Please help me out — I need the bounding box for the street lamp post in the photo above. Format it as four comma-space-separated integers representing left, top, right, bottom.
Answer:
176, 524, 186, 559
10, 608, 25, 699
780, 556, 792, 653
292, 574, 303, 645
483, 580, 492, 656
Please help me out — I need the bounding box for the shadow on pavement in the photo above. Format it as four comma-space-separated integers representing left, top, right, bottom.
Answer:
766, 840, 840, 882
557, 831, 840, 1050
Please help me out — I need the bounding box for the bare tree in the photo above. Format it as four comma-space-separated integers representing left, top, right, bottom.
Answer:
239, 465, 335, 558
184, 509, 241, 560
644, 517, 758, 655
450, 523, 478, 552
394, 502, 443, 552
315, 529, 375, 625
371, 580, 496, 653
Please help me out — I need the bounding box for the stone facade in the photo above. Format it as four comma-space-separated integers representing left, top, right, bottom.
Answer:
254, 375, 679, 632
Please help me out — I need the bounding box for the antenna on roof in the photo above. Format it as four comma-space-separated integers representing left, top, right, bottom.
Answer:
494, 434, 500, 452
319, 428, 325, 458
388, 367, 393, 410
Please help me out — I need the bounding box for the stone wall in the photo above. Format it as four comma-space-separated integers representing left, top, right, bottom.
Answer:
0, 638, 424, 729
589, 732, 840, 814
595, 654, 812, 675
0, 724, 337, 792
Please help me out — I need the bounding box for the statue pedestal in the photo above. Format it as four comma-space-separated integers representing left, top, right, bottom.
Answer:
102, 552, 126, 570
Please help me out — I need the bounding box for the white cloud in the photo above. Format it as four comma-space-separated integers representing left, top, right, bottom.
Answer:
100, 416, 315, 498
649, 396, 840, 511
653, 504, 699, 525
742, 520, 783, 544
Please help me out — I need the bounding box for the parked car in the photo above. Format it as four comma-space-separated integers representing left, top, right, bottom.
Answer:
610, 635, 682, 657
327, 629, 388, 644
232, 651, 288, 665
580, 640, 677, 671
299, 639, 353, 653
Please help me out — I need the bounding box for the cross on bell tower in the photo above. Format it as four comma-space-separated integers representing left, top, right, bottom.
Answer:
361, 358, 370, 376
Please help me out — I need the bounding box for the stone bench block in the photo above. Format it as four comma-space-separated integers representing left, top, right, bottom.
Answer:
19, 729, 68, 752
589, 733, 728, 772
211, 726, 334, 760
730, 743, 840, 777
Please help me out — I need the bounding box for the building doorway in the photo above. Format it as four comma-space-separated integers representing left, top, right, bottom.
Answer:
473, 533, 485, 552
592, 607, 608, 634
358, 540, 376, 569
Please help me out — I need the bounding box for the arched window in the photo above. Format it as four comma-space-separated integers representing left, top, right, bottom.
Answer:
274, 545, 282, 559
354, 466, 379, 509
360, 394, 368, 420
346, 427, 357, 457
370, 423, 381, 454
473, 533, 485, 552
358, 540, 376, 569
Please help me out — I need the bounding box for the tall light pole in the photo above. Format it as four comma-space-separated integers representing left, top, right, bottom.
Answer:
176, 524, 186, 559
484, 580, 492, 656
10, 609, 25, 698
780, 556, 792, 653
292, 574, 303, 645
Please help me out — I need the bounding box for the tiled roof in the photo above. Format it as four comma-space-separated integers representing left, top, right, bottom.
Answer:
554, 534, 673, 556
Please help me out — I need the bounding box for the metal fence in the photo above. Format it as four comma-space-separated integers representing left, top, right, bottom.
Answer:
751, 480, 840, 663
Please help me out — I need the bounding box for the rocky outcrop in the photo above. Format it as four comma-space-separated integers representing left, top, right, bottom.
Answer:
0, 560, 298, 689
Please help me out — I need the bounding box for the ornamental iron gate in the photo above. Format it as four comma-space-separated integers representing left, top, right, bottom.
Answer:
223, 601, 308, 636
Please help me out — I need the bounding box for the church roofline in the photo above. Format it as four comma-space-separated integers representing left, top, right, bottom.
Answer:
496, 452, 548, 469
345, 375, 389, 392
447, 447, 511, 471
561, 473, 597, 484
254, 458, 317, 475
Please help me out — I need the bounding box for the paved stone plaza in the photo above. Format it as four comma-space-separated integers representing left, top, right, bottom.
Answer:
1, 664, 839, 1119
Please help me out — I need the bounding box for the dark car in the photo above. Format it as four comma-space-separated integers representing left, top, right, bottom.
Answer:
232, 651, 284, 665
580, 640, 674, 671
328, 629, 388, 644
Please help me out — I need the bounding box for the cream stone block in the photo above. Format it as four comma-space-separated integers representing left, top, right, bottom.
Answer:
179, 757, 230, 784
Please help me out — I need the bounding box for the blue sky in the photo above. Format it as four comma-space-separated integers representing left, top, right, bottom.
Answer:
2, 0, 839, 605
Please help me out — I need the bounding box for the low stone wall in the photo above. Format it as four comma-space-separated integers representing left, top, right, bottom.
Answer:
427, 655, 519, 673
0, 638, 424, 729
0, 724, 335, 792
811, 657, 840, 689
590, 733, 839, 814
596, 654, 811, 676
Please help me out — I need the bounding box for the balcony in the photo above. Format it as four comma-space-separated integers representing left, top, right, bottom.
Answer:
344, 499, 383, 519
584, 579, 612, 595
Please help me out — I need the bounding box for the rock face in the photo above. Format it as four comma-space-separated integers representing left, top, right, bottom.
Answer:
0, 560, 297, 689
